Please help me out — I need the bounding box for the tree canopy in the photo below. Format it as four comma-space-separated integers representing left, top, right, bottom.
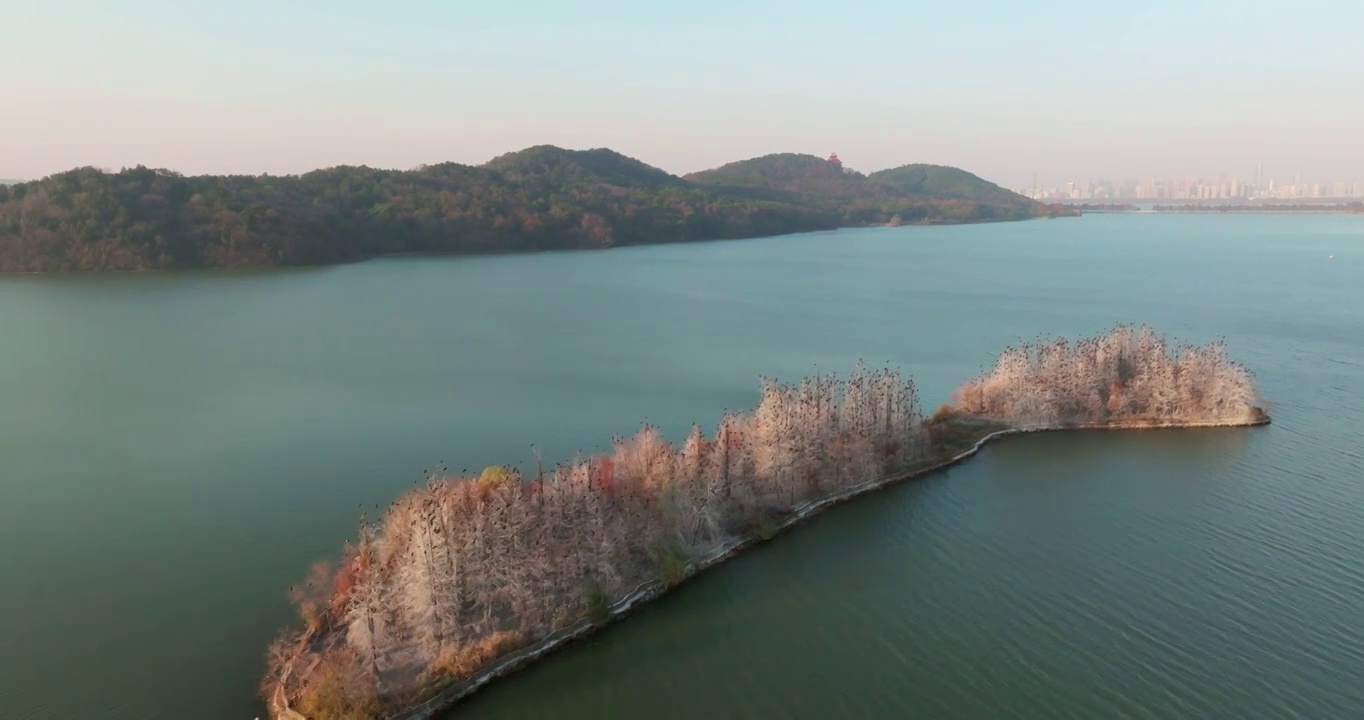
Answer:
0, 147, 1070, 272
685, 154, 1064, 225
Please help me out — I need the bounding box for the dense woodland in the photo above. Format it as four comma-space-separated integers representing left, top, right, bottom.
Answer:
0, 147, 1071, 272
684, 153, 1050, 225
261, 325, 1263, 720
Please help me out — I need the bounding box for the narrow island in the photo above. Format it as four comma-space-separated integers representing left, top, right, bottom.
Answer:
260, 325, 1268, 720
0, 148, 1075, 273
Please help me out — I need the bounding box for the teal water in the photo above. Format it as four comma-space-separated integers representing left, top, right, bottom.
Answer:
0, 214, 1361, 719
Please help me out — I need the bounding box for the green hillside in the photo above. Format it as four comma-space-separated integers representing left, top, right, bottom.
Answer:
869, 163, 1029, 204
685, 153, 864, 203
0, 147, 1068, 272
485, 145, 682, 188
688, 153, 1051, 225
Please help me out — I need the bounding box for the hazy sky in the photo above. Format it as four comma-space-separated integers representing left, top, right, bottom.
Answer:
4, 0, 1362, 187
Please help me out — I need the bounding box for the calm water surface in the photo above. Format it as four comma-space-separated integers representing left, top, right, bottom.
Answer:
0, 214, 1361, 719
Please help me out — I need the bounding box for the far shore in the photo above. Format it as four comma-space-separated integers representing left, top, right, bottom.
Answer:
280, 413, 1269, 720
0, 214, 1066, 277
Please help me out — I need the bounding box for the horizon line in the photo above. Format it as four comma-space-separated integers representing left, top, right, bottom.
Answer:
0, 145, 980, 184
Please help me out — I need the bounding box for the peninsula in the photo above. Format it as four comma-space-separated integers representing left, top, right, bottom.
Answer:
0, 147, 1074, 273
261, 325, 1268, 720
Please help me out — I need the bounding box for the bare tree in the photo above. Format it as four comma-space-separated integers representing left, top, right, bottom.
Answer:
953, 325, 1260, 426
344, 516, 393, 690
267, 334, 1262, 711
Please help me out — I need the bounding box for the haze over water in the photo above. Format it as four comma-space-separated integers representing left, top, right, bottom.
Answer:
0, 214, 1361, 719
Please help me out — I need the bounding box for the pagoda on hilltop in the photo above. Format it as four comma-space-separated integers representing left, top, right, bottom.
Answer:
827, 152, 843, 169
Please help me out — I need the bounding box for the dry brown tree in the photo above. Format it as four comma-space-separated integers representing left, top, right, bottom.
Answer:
266, 338, 1259, 716
952, 325, 1261, 426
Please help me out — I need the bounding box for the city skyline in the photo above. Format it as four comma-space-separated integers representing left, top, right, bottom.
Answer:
1021, 166, 1364, 201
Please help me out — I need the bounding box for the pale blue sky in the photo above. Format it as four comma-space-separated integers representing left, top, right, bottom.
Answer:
4, 0, 1362, 187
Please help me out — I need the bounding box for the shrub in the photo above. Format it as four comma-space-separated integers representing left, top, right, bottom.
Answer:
477, 465, 513, 489
754, 514, 779, 541
585, 586, 611, 624
428, 632, 529, 682
656, 543, 690, 587
295, 648, 380, 720
289, 560, 335, 635
929, 404, 957, 423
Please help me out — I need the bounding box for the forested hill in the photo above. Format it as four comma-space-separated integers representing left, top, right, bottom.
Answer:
686, 154, 1044, 224
0, 146, 1070, 272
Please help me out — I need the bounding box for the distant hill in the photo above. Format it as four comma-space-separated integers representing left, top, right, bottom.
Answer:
484, 145, 682, 188
0, 147, 1071, 272
686, 153, 863, 203
688, 154, 1043, 224
868, 164, 1029, 204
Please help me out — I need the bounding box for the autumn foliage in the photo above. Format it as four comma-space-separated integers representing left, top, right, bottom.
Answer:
263, 365, 925, 718
262, 329, 1264, 719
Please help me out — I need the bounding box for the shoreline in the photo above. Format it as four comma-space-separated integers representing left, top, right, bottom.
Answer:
278, 414, 1268, 720
1, 215, 1071, 277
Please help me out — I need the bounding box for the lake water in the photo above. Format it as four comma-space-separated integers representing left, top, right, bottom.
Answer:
1, 214, 1361, 719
